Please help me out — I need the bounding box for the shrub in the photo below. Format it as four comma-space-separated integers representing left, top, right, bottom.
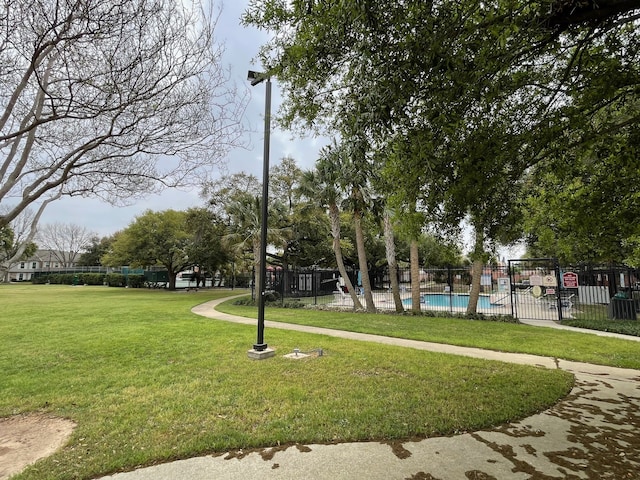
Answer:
31, 275, 49, 285
105, 273, 126, 287
390, 308, 518, 323
561, 318, 640, 337
232, 291, 285, 307
233, 297, 256, 306
47, 273, 74, 285
103, 273, 146, 288
127, 275, 145, 288
279, 301, 307, 309
78, 273, 106, 285
32, 273, 107, 285
265, 291, 280, 302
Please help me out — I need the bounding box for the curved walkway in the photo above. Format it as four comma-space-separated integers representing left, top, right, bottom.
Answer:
99, 297, 640, 480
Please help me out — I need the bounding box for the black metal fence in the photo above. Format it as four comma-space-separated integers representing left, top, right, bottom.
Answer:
267, 263, 640, 322
268, 265, 511, 313
560, 264, 640, 322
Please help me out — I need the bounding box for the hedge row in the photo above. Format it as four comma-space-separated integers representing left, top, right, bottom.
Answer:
562, 318, 640, 337
32, 273, 105, 285
104, 274, 145, 288
31, 273, 146, 288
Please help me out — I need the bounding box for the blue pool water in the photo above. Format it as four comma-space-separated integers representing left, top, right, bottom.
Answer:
402, 293, 495, 309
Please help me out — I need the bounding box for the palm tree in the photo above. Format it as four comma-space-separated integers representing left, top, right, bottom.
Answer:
378, 131, 434, 314
299, 145, 364, 310
223, 193, 288, 297
349, 185, 377, 312
382, 207, 405, 312
341, 138, 377, 313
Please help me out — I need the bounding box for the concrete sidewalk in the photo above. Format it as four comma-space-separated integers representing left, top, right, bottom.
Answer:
97, 298, 640, 480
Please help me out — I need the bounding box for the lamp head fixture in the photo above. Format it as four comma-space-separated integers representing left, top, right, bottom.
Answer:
247, 70, 266, 86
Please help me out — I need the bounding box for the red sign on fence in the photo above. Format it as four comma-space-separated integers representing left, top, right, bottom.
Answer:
563, 272, 579, 288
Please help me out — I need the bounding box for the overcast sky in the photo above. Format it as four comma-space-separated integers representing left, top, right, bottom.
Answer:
39, 1, 330, 238
34, 1, 528, 259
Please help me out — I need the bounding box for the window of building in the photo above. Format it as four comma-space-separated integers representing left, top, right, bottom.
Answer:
18, 273, 23, 280
32, 262, 37, 269
20, 262, 25, 269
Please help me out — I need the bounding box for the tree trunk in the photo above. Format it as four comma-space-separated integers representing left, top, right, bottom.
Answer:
354, 208, 376, 312
329, 204, 363, 309
466, 227, 486, 314
383, 209, 404, 312
410, 238, 421, 313
168, 270, 177, 291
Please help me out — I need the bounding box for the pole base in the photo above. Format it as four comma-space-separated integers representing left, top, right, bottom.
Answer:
247, 347, 276, 360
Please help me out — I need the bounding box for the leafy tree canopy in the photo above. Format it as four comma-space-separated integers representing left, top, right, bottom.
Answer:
244, 0, 640, 269
524, 124, 640, 264
102, 209, 198, 289
184, 208, 231, 275
77, 236, 115, 267
0, 224, 37, 267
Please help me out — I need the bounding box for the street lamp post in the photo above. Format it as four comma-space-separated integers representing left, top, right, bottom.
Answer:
247, 69, 275, 360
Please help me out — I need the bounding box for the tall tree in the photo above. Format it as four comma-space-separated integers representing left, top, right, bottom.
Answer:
342, 138, 377, 312
76, 236, 115, 266
270, 156, 303, 213
524, 125, 640, 265
0, 0, 247, 232
0, 223, 37, 282
382, 208, 404, 312
201, 172, 262, 220
299, 145, 363, 309
102, 210, 193, 290
36, 223, 96, 266
0, 208, 38, 280
270, 156, 315, 272
222, 193, 288, 297
381, 132, 437, 314
245, 0, 640, 307
184, 208, 230, 282
437, 117, 527, 313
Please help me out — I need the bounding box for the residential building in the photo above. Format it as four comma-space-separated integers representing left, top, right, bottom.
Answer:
3, 249, 77, 282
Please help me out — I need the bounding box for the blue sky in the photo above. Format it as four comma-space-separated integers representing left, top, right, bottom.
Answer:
40, 1, 329, 237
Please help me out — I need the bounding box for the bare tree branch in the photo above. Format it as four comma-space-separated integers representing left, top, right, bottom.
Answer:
36, 221, 97, 266
0, 0, 248, 229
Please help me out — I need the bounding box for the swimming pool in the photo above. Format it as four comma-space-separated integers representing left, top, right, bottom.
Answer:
402, 293, 496, 309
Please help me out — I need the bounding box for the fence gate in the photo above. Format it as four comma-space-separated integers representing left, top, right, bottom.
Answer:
508, 258, 563, 322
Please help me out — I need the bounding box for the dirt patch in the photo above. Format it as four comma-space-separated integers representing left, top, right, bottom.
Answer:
0, 414, 75, 479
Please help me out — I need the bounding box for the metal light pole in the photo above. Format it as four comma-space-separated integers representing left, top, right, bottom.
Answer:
247, 70, 275, 359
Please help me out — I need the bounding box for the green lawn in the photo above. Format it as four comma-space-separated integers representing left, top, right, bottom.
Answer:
217, 299, 640, 370
2, 285, 574, 479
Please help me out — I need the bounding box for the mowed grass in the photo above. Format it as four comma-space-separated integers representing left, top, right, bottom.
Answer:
217, 300, 640, 369
1, 285, 573, 480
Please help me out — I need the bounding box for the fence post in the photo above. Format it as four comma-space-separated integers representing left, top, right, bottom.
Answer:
554, 258, 563, 321
313, 267, 318, 305
508, 260, 517, 319
447, 265, 453, 313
